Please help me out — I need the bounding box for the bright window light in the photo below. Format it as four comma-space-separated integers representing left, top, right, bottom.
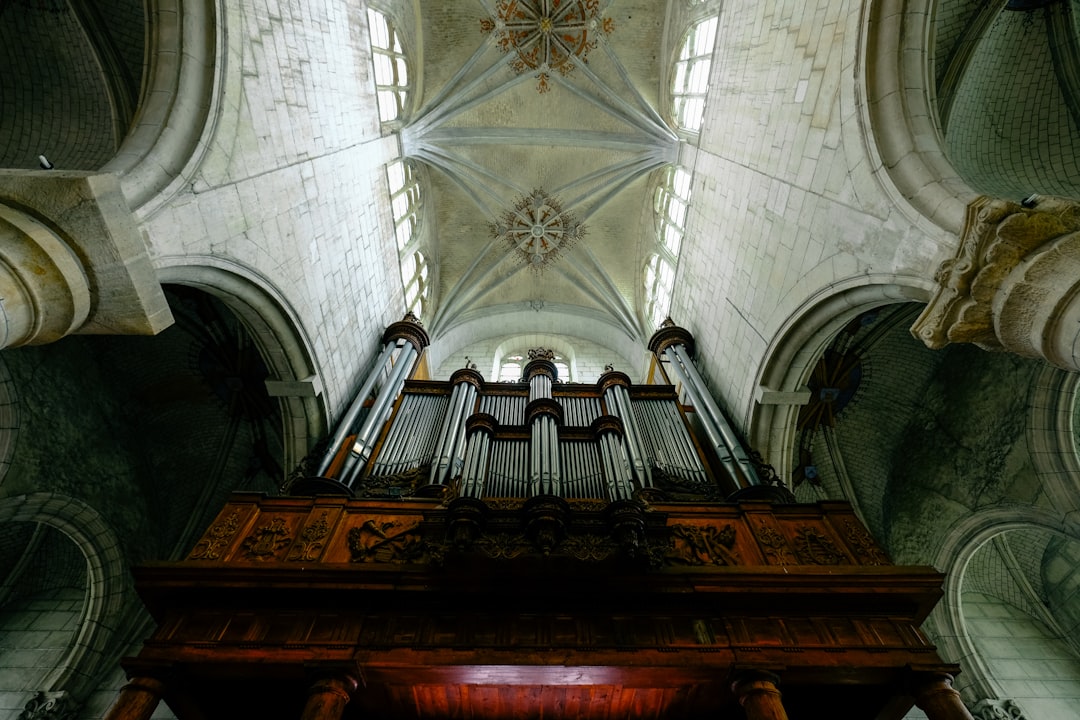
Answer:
672, 16, 718, 132
386, 160, 421, 251
368, 8, 410, 123
401, 250, 429, 318
644, 254, 676, 331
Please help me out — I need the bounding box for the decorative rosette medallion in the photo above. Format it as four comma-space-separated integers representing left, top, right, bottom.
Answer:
494, 189, 586, 271
481, 0, 615, 93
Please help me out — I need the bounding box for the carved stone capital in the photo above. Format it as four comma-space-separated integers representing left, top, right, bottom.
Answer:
971, 698, 1027, 720
17, 691, 79, 720
912, 195, 1080, 370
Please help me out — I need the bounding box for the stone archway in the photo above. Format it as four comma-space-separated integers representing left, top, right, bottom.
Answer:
0, 494, 131, 707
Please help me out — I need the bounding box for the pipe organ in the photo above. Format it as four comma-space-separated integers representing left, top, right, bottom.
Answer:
104, 315, 972, 720
314, 340, 738, 505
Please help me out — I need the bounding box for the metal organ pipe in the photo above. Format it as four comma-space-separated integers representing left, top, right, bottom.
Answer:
460, 413, 496, 498
339, 341, 418, 485
315, 339, 396, 477
593, 416, 633, 501
648, 321, 760, 490
429, 369, 482, 486
658, 347, 742, 484
601, 374, 652, 488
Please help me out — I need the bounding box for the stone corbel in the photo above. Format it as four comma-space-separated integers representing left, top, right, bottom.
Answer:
912, 195, 1080, 371
0, 171, 172, 349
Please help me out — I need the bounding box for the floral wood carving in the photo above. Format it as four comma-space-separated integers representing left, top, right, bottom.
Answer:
240, 516, 292, 561
474, 532, 531, 560
286, 512, 331, 562
354, 465, 428, 499
188, 508, 242, 560
754, 523, 795, 565
562, 533, 617, 561
842, 519, 888, 565
346, 519, 426, 563
668, 524, 739, 566
793, 526, 846, 565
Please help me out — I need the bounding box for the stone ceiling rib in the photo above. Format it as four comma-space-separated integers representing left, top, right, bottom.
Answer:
554, 255, 642, 340
425, 127, 658, 153
410, 0, 670, 345
569, 153, 668, 222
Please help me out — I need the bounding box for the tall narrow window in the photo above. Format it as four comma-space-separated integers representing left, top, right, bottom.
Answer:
644, 254, 676, 331
655, 166, 692, 257
387, 160, 421, 251
401, 250, 429, 318
368, 8, 410, 123
672, 16, 718, 132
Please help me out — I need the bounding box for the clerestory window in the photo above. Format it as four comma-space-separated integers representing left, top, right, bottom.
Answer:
672, 16, 718, 133
497, 351, 571, 383
654, 166, 692, 257
368, 8, 410, 123
387, 160, 421, 251
644, 254, 676, 332
401, 250, 429, 318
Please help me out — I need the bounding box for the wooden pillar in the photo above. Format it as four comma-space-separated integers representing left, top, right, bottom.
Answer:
911, 672, 975, 720
103, 677, 166, 720
300, 675, 358, 720
731, 671, 789, 720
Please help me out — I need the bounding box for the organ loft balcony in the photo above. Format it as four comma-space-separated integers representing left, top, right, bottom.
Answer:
108, 318, 970, 720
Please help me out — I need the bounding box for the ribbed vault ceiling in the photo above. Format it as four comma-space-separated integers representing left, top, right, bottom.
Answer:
409, 0, 677, 344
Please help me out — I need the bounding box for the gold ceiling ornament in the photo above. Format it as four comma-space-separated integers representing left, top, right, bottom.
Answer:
480, 0, 614, 93
493, 189, 586, 271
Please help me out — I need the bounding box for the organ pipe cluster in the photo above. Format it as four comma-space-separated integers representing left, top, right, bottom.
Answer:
648, 320, 762, 490
307, 316, 762, 501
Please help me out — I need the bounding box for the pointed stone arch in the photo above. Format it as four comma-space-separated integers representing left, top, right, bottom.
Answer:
155, 258, 328, 474
0, 493, 131, 702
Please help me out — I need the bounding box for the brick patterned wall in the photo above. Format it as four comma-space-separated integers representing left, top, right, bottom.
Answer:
143, 0, 404, 422
945, 10, 1080, 198
963, 590, 1080, 717
0, 586, 83, 718
668, 0, 956, 430
0, 4, 117, 170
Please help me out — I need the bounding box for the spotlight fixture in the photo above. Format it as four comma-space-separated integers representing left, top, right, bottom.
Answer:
38, 155, 53, 170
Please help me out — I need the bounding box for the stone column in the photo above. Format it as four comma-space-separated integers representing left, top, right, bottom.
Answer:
0, 202, 90, 348
911, 672, 975, 720
731, 671, 789, 720
299, 675, 358, 720
102, 677, 166, 720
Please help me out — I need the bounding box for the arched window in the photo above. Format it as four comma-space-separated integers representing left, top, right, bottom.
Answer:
654, 166, 692, 256
401, 250, 429, 318
368, 8, 410, 123
644, 254, 676, 331
498, 353, 525, 382
387, 160, 421, 251
672, 16, 718, 132
497, 350, 571, 382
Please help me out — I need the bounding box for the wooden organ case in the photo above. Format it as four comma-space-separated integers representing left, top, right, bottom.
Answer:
109, 319, 974, 720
